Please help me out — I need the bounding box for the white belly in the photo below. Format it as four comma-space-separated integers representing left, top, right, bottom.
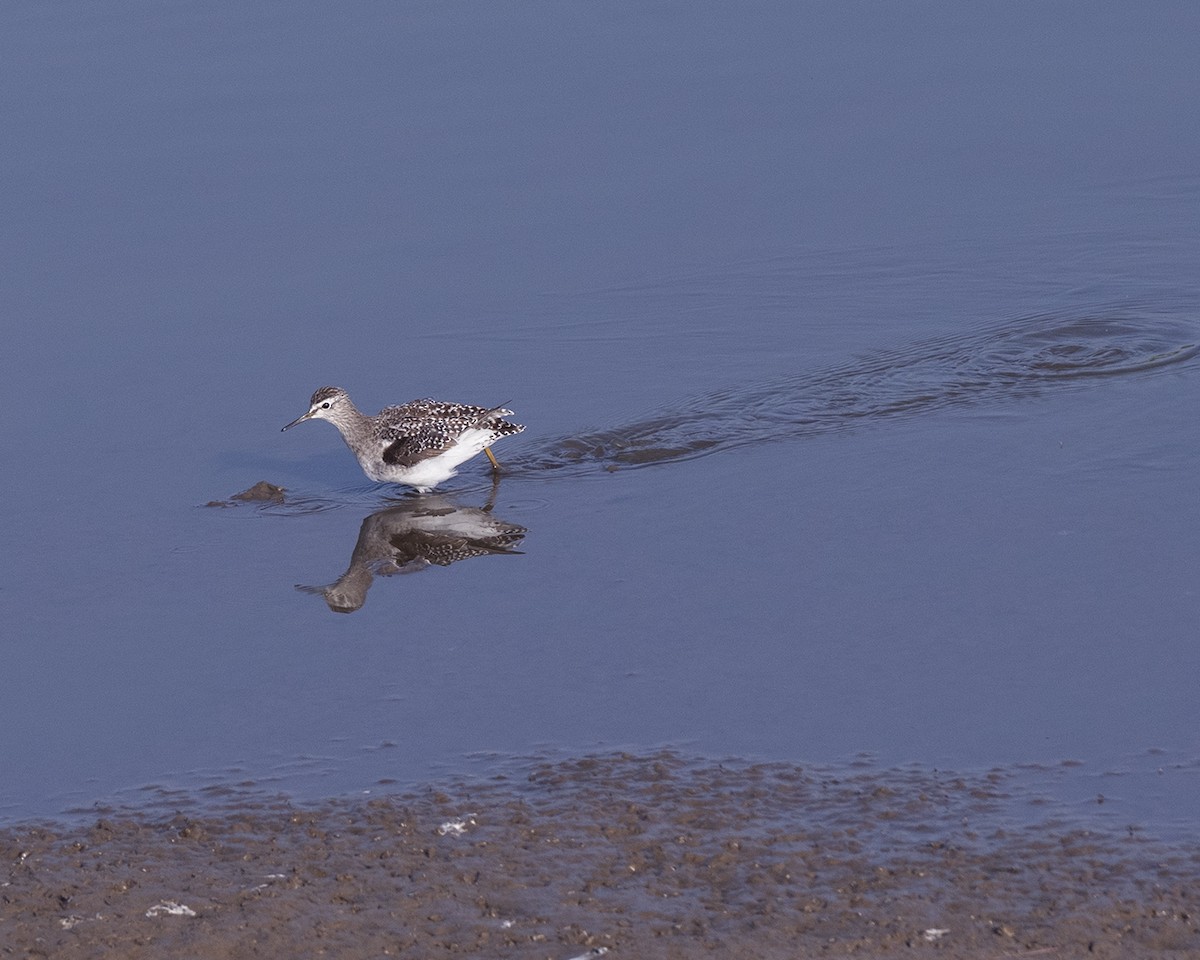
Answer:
359, 428, 498, 492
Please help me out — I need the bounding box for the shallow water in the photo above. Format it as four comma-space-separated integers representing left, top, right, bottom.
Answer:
2, 0, 1199, 839
8, 753, 1198, 958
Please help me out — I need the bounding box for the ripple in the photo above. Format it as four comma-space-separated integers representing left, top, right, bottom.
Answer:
508, 309, 1199, 477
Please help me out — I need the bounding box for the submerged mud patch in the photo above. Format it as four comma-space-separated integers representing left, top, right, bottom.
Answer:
3, 753, 1197, 958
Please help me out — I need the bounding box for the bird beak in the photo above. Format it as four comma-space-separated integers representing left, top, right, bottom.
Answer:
281, 410, 314, 432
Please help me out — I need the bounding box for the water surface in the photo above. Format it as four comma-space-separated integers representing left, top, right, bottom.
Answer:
2, 1, 1198, 835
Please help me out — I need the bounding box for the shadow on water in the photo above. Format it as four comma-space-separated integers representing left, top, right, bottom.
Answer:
294, 492, 527, 613
510, 310, 1200, 477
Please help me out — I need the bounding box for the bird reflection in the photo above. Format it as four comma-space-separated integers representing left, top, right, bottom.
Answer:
297, 492, 526, 613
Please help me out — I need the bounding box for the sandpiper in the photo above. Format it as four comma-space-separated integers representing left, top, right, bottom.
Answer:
282, 386, 524, 492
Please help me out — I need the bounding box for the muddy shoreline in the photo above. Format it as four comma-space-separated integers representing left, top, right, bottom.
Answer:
3, 753, 1197, 958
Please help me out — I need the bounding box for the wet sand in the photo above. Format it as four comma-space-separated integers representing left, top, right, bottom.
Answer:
3, 753, 1197, 958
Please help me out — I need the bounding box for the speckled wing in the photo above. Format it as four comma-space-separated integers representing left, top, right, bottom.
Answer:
378, 399, 520, 468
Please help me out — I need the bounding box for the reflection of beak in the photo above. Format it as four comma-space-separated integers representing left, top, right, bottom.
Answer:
281, 410, 314, 432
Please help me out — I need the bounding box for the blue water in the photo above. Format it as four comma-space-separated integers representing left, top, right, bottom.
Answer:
2, 1, 1198, 834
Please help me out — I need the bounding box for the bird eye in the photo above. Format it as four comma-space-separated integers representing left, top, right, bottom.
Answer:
321, 402, 331, 409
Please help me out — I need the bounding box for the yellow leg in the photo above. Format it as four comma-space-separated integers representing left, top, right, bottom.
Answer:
484, 447, 501, 471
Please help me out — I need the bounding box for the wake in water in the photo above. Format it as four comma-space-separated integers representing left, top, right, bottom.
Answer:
237, 309, 1197, 513
508, 311, 1199, 477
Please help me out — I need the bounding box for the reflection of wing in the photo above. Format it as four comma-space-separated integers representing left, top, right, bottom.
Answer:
389, 530, 525, 567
